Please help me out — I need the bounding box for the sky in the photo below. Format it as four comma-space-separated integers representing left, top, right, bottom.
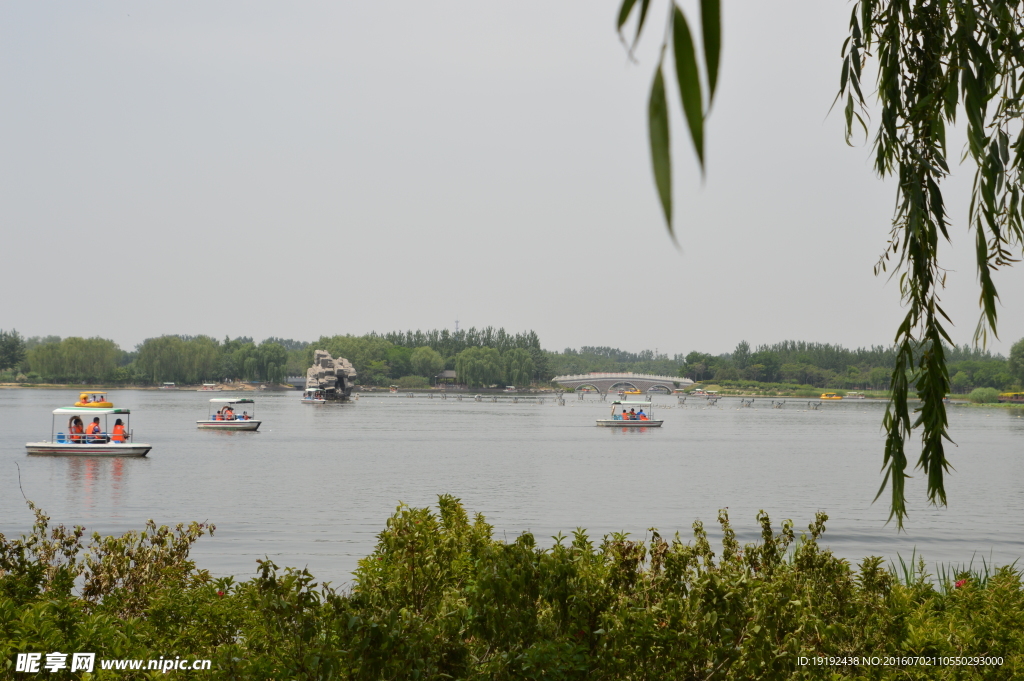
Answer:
2, 1, 1021, 357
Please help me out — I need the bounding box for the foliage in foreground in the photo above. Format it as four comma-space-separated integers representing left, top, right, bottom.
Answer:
2, 496, 1023, 679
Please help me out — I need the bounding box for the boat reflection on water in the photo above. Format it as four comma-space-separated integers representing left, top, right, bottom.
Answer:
64, 456, 134, 511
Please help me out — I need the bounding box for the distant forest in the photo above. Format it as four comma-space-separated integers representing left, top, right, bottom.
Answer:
0, 328, 1021, 392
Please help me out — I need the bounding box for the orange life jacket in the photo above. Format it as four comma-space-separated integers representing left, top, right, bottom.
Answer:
71, 424, 84, 442
639, 414, 648, 421
111, 424, 126, 442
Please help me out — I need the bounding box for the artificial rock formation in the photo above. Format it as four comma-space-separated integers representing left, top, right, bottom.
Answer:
305, 350, 357, 401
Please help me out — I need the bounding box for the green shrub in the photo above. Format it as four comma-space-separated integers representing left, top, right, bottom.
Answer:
969, 387, 1001, 403
396, 375, 430, 389
3, 497, 1023, 678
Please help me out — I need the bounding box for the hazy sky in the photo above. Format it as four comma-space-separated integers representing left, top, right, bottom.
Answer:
2, 1, 1021, 356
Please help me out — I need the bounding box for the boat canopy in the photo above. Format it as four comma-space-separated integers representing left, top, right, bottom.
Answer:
209, 398, 255, 404
53, 407, 130, 415
611, 401, 653, 406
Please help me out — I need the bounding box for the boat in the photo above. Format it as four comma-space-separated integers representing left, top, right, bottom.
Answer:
197, 383, 222, 392
504, 386, 517, 393
197, 398, 261, 430
820, 393, 842, 400
845, 392, 866, 399
74, 392, 114, 408
159, 382, 178, 390
998, 392, 1024, 404
26, 405, 152, 457
301, 388, 326, 404
389, 385, 398, 393
596, 401, 664, 427
623, 389, 643, 395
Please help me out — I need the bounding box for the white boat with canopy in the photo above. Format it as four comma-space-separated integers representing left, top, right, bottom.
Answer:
26, 406, 152, 456
197, 398, 261, 430
596, 401, 663, 427
301, 388, 326, 404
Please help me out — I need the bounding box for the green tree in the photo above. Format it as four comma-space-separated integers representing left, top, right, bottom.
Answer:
732, 340, 751, 369
1010, 338, 1024, 386
27, 337, 121, 383
385, 346, 413, 379
243, 357, 259, 381
411, 346, 445, 379
0, 329, 26, 372
455, 347, 502, 387
502, 348, 535, 387
256, 342, 288, 381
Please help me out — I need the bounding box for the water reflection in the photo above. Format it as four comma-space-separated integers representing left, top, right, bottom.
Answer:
65, 457, 129, 511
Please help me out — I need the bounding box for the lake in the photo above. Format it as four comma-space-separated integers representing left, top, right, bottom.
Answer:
2, 388, 1022, 585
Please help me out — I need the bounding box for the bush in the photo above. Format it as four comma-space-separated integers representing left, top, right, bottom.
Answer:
969, 387, 1001, 403
396, 375, 430, 389
3, 498, 1024, 678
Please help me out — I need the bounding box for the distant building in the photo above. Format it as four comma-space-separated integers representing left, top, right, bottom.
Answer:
435, 370, 458, 386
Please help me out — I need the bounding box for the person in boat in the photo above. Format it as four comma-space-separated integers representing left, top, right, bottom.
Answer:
240, 411, 249, 420
637, 408, 648, 421
79, 393, 91, 404
111, 418, 127, 443
85, 417, 105, 443
224, 406, 235, 420
629, 408, 637, 420
620, 409, 629, 420
69, 416, 85, 443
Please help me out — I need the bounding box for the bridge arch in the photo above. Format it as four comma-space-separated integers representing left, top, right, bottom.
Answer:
551, 372, 693, 396
608, 381, 641, 392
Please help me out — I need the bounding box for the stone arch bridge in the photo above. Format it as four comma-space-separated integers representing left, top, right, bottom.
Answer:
552, 373, 692, 395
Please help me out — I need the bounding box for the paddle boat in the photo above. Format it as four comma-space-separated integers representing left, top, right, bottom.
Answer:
596, 401, 664, 427
820, 393, 843, 400
26, 405, 152, 456
74, 392, 114, 408
197, 383, 222, 392
844, 391, 866, 399
998, 392, 1024, 404
301, 388, 326, 404
160, 382, 178, 390
197, 398, 261, 430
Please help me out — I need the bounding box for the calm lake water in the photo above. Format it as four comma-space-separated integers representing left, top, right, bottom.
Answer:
2, 388, 1022, 585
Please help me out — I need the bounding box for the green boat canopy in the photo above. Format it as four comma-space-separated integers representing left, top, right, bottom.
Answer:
209, 398, 255, 404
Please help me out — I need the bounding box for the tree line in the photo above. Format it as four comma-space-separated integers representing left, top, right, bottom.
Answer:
313, 327, 548, 388
2, 327, 1022, 392
0, 331, 295, 385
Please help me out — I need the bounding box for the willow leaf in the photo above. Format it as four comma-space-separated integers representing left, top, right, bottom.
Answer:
701, 0, 721, 103
672, 6, 704, 170
648, 65, 672, 229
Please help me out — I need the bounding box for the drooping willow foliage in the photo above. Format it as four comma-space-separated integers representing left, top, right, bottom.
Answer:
626, 0, 1024, 527
839, 0, 1024, 527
